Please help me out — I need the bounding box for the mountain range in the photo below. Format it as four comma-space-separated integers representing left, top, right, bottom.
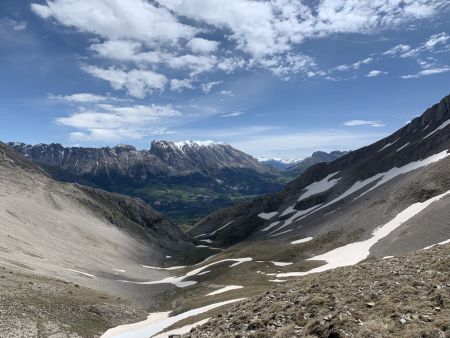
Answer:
259, 151, 348, 173
8, 140, 283, 226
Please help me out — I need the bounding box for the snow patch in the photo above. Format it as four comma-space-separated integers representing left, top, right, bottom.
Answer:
269, 279, 287, 283
101, 299, 244, 338
291, 237, 313, 244
152, 318, 210, 338
424, 119, 450, 139
206, 285, 243, 296
142, 265, 186, 271
67, 269, 95, 278
378, 138, 400, 152
123, 258, 252, 288
297, 172, 341, 202
271, 262, 293, 266
258, 211, 278, 220
396, 142, 410, 152
261, 221, 280, 232
277, 189, 450, 278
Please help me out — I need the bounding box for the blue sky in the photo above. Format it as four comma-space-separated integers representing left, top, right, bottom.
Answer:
1, 0, 449, 159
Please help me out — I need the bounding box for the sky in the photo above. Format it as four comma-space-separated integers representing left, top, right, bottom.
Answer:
0, 0, 449, 159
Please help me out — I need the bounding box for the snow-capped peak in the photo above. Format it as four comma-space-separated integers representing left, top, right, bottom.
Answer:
174, 140, 224, 148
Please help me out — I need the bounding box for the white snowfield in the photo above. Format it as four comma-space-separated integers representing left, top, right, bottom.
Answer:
258, 211, 278, 220
206, 285, 243, 296
277, 189, 450, 278
101, 299, 244, 338
291, 237, 313, 244
378, 138, 400, 152
424, 119, 450, 139
297, 172, 341, 202
120, 258, 252, 288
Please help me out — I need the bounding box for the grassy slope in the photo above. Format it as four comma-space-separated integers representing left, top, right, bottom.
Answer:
183, 244, 450, 338
0, 265, 148, 338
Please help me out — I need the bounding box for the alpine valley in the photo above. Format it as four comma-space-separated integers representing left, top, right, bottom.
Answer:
1, 94, 450, 338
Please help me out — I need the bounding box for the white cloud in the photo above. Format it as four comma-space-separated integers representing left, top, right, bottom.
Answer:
366, 70, 387, 77
219, 90, 234, 97
57, 104, 181, 141
334, 57, 373, 72
383, 44, 412, 56
31, 0, 197, 44
424, 32, 450, 50
343, 120, 385, 127
31, 0, 450, 98
201, 81, 222, 93
83, 66, 168, 98
170, 79, 194, 91
222, 111, 242, 117
401, 66, 450, 79
49, 93, 110, 103
186, 38, 219, 54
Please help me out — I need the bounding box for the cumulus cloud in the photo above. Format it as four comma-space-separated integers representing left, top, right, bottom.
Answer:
83, 66, 168, 98
57, 103, 181, 141
186, 38, 219, 54
31, 0, 450, 97
366, 70, 387, 77
343, 120, 385, 127
201, 81, 222, 93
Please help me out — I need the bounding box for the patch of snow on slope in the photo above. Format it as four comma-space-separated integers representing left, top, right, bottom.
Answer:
297, 172, 341, 202
424, 119, 450, 139
258, 211, 278, 220
291, 237, 313, 244
396, 142, 410, 152
290, 150, 450, 222
268, 205, 322, 235
378, 138, 400, 152
152, 318, 210, 338
269, 279, 287, 283
271, 261, 293, 266
422, 238, 450, 250
142, 265, 186, 271
261, 221, 280, 232
206, 285, 243, 296
280, 205, 296, 216
67, 269, 95, 278
101, 299, 244, 338
209, 220, 234, 236
277, 189, 450, 278
121, 258, 252, 288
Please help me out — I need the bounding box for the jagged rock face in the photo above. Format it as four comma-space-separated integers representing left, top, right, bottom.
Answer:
9, 140, 269, 179
8, 140, 281, 225
190, 93, 450, 252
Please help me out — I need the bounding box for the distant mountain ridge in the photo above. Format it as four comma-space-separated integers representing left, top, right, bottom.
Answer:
8, 140, 283, 225
259, 151, 348, 172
